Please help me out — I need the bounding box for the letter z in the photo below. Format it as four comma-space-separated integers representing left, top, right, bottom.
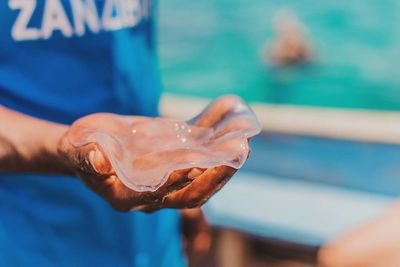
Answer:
9, 0, 40, 41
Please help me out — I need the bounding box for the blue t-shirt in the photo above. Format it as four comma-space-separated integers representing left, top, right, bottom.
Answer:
0, 1, 185, 266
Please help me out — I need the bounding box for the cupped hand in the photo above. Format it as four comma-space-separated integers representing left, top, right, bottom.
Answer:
181, 208, 212, 260
58, 96, 257, 212
318, 200, 400, 267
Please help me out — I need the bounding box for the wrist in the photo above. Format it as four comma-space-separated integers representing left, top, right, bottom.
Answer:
14, 119, 71, 174
42, 122, 73, 175
0, 106, 73, 174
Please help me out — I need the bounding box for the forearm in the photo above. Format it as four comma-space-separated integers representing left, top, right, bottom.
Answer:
0, 105, 72, 175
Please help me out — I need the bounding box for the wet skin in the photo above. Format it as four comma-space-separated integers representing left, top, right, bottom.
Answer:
0, 95, 259, 212
58, 95, 261, 212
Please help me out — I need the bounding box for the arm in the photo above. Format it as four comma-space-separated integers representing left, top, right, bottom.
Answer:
0, 97, 241, 212
318, 201, 400, 267
0, 105, 71, 174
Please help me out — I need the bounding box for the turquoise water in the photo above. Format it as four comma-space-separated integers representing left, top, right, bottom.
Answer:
158, 0, 400, 110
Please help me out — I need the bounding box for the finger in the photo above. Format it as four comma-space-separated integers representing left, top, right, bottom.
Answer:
155, 167, 206, 195
80, 166, 207, 213
89, 176, 159, 212
83, 165, 218, 212
91, 168, 206, 212
163, 165, 236, 209
188, 168, 206, 180
127, 168, 215, 212
189, 95, 243, 128
75, 143, 114, 176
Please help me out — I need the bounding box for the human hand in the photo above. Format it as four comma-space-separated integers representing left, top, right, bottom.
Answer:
318, 200, 400, 267
58, 96, 259, 212
181, 208, 212, 257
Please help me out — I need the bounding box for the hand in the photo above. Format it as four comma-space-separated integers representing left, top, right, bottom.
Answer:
318, 200, 400, 267
181, 208, 212, 259
58, 96, 252, 212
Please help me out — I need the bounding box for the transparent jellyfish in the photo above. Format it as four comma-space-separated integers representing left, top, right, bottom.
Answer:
67, 95, 262, 192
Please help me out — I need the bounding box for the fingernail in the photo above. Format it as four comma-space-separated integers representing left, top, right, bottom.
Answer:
88, 150, 97, 172
188, 168, 205, 180
88, 149, 108, 173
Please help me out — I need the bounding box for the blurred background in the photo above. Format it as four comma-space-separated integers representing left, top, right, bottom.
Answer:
158, 0, 400, 108
157, 0, 400, 266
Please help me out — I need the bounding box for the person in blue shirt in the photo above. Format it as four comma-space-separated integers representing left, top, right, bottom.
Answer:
0, 1, 234, 266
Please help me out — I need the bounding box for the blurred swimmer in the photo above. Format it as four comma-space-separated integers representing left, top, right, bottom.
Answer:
263, 9, 313, 66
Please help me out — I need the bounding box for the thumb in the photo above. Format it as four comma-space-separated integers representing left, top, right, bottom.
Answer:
75, 143, 113, 176
87, 147, 113, 175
